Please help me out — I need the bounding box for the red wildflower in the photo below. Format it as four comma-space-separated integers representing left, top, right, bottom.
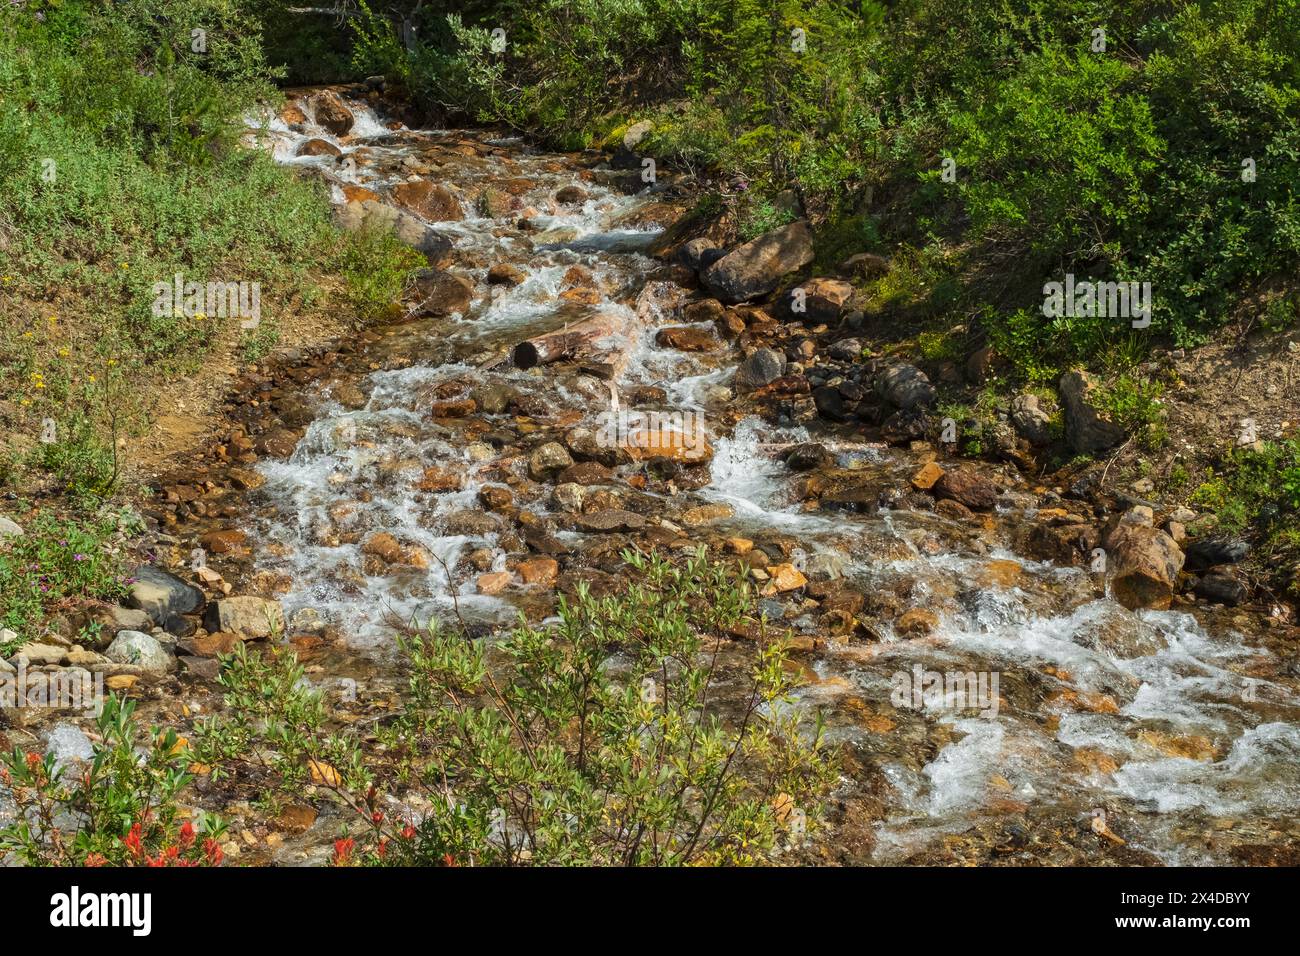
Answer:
83, 853, 107, 867
178, 820, 196, 849
122, 823, 144, 859
203, 838, 223, 867
332, 837, 356, 865
401, 825, 416, 840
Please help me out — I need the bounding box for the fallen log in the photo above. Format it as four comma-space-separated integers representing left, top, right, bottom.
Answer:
504, 310, 637, 377
511, 313, 619, 369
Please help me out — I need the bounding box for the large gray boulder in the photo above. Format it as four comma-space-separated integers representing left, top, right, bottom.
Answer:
700, 221, 815, 303
127, 566, 204, 633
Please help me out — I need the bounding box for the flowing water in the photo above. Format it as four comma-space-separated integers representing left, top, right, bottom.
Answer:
237, 91, 1300, 865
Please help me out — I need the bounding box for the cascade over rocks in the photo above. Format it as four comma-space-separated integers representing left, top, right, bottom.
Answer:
84, 87, 1295, 867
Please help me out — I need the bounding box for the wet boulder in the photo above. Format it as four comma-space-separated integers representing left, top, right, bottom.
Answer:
472, 382, 517, 414
733, 347, 786, 393
279, 103, 308, 127
1108, 526, 1185, 611
1059, 370, 1125, 454
411, 269, 473, 316
559, 461, 614, 485
391, 180, 464, 222
784, 442, 834, 472
297, 138, 342, 158
203, 596, 286, 640
477, 186, 513, 218
487, 263, 525, 286
700, 221, 815, 303
529, 441, 575, 479
655, 325, 721, 352
1023, 522, 1093, 565
933, 468, 1000, 511
554, 185, 588, 206
311, 90, 354, 136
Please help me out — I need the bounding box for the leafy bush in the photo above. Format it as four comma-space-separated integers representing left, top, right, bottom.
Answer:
1193, 439, 1300, 536
192, 641, 368, 809
1093, 374, 1167, 449
195, 550, 836, 866
0, 695, 226, 866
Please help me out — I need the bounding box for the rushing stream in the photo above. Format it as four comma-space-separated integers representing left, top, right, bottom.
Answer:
236, 90, 1300, 865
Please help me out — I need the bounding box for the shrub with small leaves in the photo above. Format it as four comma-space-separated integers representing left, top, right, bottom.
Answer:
0, 695, 225, 866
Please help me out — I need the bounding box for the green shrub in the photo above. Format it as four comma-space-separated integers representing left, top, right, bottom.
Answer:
0, 1, 416, 497
0, 695, 226, 866
1093, 374, 1166, 449
1192, 439, 1300, 536
195, 550, 836, 866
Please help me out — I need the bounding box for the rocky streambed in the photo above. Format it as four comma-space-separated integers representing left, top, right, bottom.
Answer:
6, 86, 1300, 866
